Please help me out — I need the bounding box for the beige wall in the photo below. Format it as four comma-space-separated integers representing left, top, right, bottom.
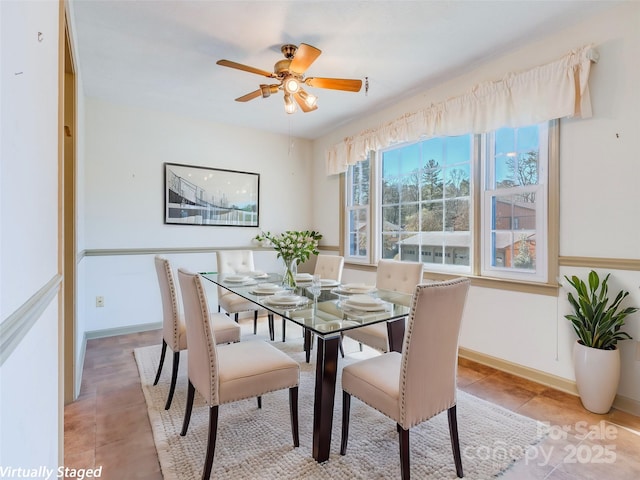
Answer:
0, 0, 61, 470
310, 2, 640, 410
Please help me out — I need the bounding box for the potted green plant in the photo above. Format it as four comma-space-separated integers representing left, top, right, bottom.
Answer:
564, 270, 638, 413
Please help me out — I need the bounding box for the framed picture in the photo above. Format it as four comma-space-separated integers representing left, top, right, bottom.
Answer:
164, 163, 259, 227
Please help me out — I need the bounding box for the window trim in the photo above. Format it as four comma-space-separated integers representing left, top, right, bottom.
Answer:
339, 120, 559, 295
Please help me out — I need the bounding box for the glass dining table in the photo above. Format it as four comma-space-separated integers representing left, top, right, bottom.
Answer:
200, 272, 412, 463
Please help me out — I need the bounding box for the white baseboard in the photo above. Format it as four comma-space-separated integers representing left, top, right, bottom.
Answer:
458, 347, 640, 417
75, 332, 87, 399
85, 321, 162, 340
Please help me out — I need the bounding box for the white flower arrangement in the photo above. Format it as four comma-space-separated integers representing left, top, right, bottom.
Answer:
255, 230, 323, 265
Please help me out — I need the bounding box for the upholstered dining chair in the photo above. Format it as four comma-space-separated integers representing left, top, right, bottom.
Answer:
153, 255, 241, 410
278, 254, 345, 345
177, 268, 300, 480
216, 250, 272, 338
343, 259, 423, 353
340, 278, 470, 479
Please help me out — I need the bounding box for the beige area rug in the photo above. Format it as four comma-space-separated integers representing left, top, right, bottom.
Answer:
135, 327, 547, 479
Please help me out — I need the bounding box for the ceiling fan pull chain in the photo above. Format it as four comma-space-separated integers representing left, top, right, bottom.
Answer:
365, 77, 369, 96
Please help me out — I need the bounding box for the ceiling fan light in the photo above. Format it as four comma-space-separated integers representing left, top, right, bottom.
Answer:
298, 89, 317, 108
283, 94, 297, 114
283, 77, 300, 94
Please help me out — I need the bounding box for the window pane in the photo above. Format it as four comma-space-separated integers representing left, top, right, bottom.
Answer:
490, 231, 536, 270
382, 205, 400, 231
444, 135, 471, 166
451, 246, 470, 266
517, 125, 539, 152
401, 174, 420, 202
422, 137, 443, 165
398, 233, 420, 262
515, 152, 539, 186
495, 128, 515, 155
382, 144, 420, 178
381, 232, 399, 259
444, 198, 470, 231
421, 244, 440, 264
493, 194, 536, 231
382, 178, 400, 204
419, 201, 443, 231
420, 160, 443, 200
400, 203, 419, 230
444, 165, 470, 197
494, 126, 540, 189
345, 156, 371, 262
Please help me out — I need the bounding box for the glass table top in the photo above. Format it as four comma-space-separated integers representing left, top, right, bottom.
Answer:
200, 272, 412, 337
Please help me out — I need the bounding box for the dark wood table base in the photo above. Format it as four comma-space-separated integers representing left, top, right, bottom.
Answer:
311, 318, 405, 462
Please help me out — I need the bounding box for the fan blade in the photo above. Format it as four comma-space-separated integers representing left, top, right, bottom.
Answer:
305, 77, 362, 92
294, 92, 318, 113
216, 59, 275, 78
235, 89, 262, 102
289, 43, 322, 74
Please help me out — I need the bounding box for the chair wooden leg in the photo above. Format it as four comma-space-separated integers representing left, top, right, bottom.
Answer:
180, 380, 195, 436
234, 313, 239, 323
257, 396, 262, 409
397, 424, 410, 480
289, 387, 299, 447
153, 340, 167, 385
339, 333, 345, 358
268, 314, 274, 341
340, 391, 351, 455
448, 405, 464, 478
253, 310, 258, 335
164, 350, 180, 410
218, 305, 221, 313
202, 405, 219, 480
282, 317, 286, 342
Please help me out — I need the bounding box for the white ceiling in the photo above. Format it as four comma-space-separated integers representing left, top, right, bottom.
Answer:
70, 0, 617, 140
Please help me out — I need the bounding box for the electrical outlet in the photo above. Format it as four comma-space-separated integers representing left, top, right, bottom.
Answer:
96, 296, 105, 307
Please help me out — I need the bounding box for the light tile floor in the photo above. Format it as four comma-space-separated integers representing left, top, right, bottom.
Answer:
64, 317, 640, 479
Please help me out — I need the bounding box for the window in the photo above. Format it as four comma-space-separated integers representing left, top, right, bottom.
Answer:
482, 123, 548, 282
380, 135, 472, 274
345, 158, 370, 262
344, 122, 553, 284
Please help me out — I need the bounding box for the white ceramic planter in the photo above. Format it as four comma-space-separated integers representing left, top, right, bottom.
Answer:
573, 341, 620, 414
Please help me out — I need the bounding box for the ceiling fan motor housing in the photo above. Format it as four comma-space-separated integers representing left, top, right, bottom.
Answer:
274, 59, 292, 75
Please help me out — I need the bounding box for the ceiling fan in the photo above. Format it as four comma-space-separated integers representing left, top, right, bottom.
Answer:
216, 43, 362, 114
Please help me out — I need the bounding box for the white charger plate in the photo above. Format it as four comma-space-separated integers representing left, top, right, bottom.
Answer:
342, 301, 388, 312
224, 275, 251, 283
265, 295, 309, 307
345, 294, 382, 306
250, 284, 284, 295
336, 284, 376, 294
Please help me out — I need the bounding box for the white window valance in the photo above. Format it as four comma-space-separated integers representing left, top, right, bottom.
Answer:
326, 44, 598, 175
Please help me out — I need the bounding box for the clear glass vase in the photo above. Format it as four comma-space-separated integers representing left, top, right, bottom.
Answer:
282, 257, 298, 289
